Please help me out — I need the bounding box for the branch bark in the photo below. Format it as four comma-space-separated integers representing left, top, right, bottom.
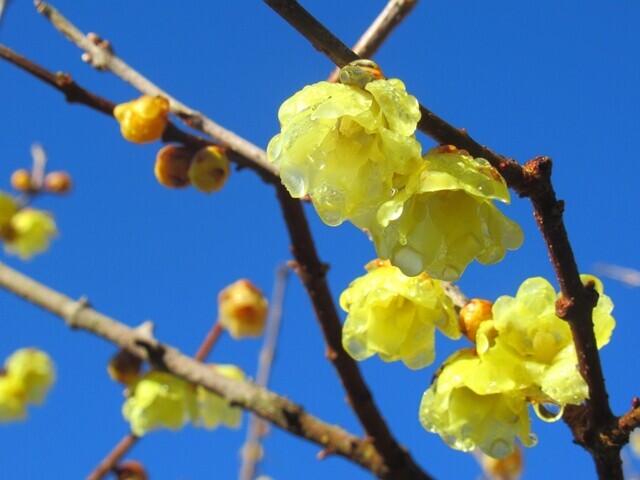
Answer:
0, 260, 391, 478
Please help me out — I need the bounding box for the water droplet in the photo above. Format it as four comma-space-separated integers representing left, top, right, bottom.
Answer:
533, 402, 564, 423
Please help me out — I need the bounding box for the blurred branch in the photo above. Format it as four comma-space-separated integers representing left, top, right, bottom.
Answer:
31, 4, 431, 478
240, 264, 289, 480
87, 434, 138, 480
595, 263, 640, 288
34, 0, 277, 181
0, 260, 396, 478
261, 1, 619, 477
327, 0, 419, 82
87, 322, 225, 480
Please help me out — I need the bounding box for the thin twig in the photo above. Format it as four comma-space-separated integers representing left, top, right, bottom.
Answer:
261, 0, 618, 477
0, 260, 393, 478
86, 434, 138, 480
34, 1, 277, 181
327, 0, 419, 82
194, 322, 224, 363
240, 264, 289, 480
0, 39, 429, 479
30, 5, 431, 478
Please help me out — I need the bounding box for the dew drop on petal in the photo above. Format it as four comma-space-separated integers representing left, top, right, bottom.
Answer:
532, 402, 564, 423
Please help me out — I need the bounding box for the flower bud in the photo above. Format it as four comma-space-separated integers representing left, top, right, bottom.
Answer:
114, 95, 170, 144
459, 299, 493, 343
188, 146, 230, 194
43, 171, 73, 194
4, 348, 55, 405
107, 349, 143, 386
154, 145, 193, 188
3, 209, 57, 259
218, 280, 268, 338
10, 169, 34, 192
114, 460, 148, 480
479, 444, 523, 480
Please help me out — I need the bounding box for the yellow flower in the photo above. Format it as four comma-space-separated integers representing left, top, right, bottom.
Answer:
419, 349, 536, 459
195, 364, 244, 429
219, 280, 269, 339
3, 208, 58, 259
267, 63, 422, 228
5, 348, 55, 404
114, 95, 170, 144
188, 146, 230, 194
0, 374, 27, 422
340, 259, 459, 369
372, 146, 523, 280
485, 275, 615, 405
122, 371, 196, 436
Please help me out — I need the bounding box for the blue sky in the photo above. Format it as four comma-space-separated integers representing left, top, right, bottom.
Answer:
1, 1, 639, 479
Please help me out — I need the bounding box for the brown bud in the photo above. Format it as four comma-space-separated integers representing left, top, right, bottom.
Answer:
458, 298, 493, 343
107, 349, 143, 386
115, 460, 148, 480
154, 145, 194, 188
10, 169, 34, 192
44, 171, 73, 194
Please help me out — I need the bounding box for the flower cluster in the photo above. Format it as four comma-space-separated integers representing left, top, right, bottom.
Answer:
155, 145, 231, 194
122, 364, 245, 436
419, 276, 615, 458
0, 192, 57, 259
0, 348, 56, 422
268, 60, 522, 280
340, 259, 459, 369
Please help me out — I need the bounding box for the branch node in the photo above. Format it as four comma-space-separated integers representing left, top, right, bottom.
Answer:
65, 296, 90, 328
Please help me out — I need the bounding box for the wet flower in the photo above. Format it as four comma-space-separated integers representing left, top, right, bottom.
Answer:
267, 60, 422, 228
340, 259, 459, 369
114, 95, 170, 144
419, 349, 536, 459
122, 371, 196, 436
372, 146, 523, 281
219, 280, 269, 339
195, 364, 244, 429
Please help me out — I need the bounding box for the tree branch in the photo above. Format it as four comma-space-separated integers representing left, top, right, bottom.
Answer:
260, 1, 619, 477
327, 0, 419, 83
0, 260, 394, 478
28, 5, 432, 478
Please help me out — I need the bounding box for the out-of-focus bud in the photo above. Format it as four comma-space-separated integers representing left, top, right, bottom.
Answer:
154, 145, 193, 188
114, 95, 170, 144
3, 209, 57, 259
10, 169, 34, 192
188, 146, 230, 194
218, 280, 268, 339
107, 349, 143, 386
114, 460, 148, 480
459, 298, 493, 343
479, 444, 524, 480
43, 171, 73, 194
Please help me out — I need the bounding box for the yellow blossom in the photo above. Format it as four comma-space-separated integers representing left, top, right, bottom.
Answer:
372, 146, 523, 280
0, 375, 27, 422
419, 349, 536, 459
114, 95, 170, 144
340, 259, 459, 369
267, 60, 422, 228
5, 348, 56, 404
195, 364, 244, 429
3, 208, 57, 259
0, 192, 19, 231
219, 280, 269, 339
122, 371, 196, 436
188, 146, 230, 194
